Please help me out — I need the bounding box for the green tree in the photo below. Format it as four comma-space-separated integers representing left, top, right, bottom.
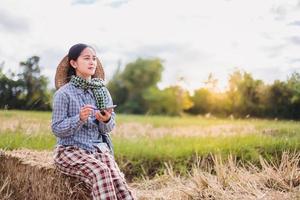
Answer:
265, 80, 293, 118
108, 58, 163, 114
226, 70, 264, 117
144, 86, 193, 116
0, 67, 25, 109
287, 72, 300, 118
18, 56, 51, 110
227, 70, 243, 115
106, 65, 128, 109
188, 88, 212, 114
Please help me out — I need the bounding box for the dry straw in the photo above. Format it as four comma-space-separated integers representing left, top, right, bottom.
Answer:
1, 150, 299, 199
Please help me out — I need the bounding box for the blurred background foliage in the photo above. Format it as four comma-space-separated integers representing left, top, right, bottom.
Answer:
1, 56, 300, 119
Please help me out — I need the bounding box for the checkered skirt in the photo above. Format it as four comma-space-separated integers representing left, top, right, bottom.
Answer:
54, 145, 134, 200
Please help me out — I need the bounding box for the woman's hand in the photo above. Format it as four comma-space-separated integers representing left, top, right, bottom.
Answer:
95, 108, 113, 123
79, 105, 93, 122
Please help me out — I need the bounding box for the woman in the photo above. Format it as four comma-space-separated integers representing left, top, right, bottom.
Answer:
51, 43, 134, 200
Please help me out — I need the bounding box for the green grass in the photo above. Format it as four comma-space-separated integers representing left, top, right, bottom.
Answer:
1, 109, 298, 128
116, 113, 252, 127
115, 134, 299, 159
2, 130, 298, 159
0, 110, 300, 179
112, 133, 300, 178
0, 131, 56, 150
0, 109, 51, 120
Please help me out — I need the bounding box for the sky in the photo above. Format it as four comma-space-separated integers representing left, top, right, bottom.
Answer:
1, 0, 300, 92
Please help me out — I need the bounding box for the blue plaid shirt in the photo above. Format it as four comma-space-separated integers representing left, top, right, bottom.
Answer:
51, 82, 116, 152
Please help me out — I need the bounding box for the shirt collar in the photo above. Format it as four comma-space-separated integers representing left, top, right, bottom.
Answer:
71, 84, 93, 96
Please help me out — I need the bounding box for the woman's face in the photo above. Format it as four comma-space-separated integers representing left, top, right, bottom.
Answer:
71, 47, 97, 80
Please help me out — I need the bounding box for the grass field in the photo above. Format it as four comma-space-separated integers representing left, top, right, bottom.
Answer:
1, 110, 300, 199
0, 110, 299, 179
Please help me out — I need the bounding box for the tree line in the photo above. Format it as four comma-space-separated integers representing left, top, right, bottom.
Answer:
0, 56, 52, 110
1, 56, 299, 119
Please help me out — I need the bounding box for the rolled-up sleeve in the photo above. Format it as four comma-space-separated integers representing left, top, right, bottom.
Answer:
98, 112, 116, 133
51, 91, 84, 138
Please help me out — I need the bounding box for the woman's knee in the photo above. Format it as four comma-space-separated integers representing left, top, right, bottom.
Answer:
87, 162, 111, 180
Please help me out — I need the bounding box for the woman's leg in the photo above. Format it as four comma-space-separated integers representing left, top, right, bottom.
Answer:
94, 151, 134, 200
54, 146, 118, 200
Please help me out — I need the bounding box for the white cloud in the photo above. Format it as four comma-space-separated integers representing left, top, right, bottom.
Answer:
0, 0, 300, 90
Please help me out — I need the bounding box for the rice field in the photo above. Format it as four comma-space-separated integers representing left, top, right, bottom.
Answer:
0, 110, 299, 199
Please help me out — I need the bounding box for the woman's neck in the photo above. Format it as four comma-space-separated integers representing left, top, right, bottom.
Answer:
76, 72, 91, 81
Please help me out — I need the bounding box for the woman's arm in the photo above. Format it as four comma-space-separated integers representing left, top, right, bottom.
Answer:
98, 88, 116, 133
51, 91, 85, 138
98, 112, 116, 133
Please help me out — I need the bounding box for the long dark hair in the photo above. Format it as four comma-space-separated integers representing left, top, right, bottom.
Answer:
66, 43, 95, 81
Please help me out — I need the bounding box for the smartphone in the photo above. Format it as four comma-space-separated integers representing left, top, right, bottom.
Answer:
91, 105, 117, 110
102, 105, 117, 110
91, 105, 117, 115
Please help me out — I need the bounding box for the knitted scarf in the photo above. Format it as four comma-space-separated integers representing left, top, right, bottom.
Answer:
70, 75, 108, 110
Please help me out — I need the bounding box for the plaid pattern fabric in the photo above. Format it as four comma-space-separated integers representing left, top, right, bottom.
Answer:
51, 82, 115, 152
54, 145, 134, 200
70, 75, 109, 110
